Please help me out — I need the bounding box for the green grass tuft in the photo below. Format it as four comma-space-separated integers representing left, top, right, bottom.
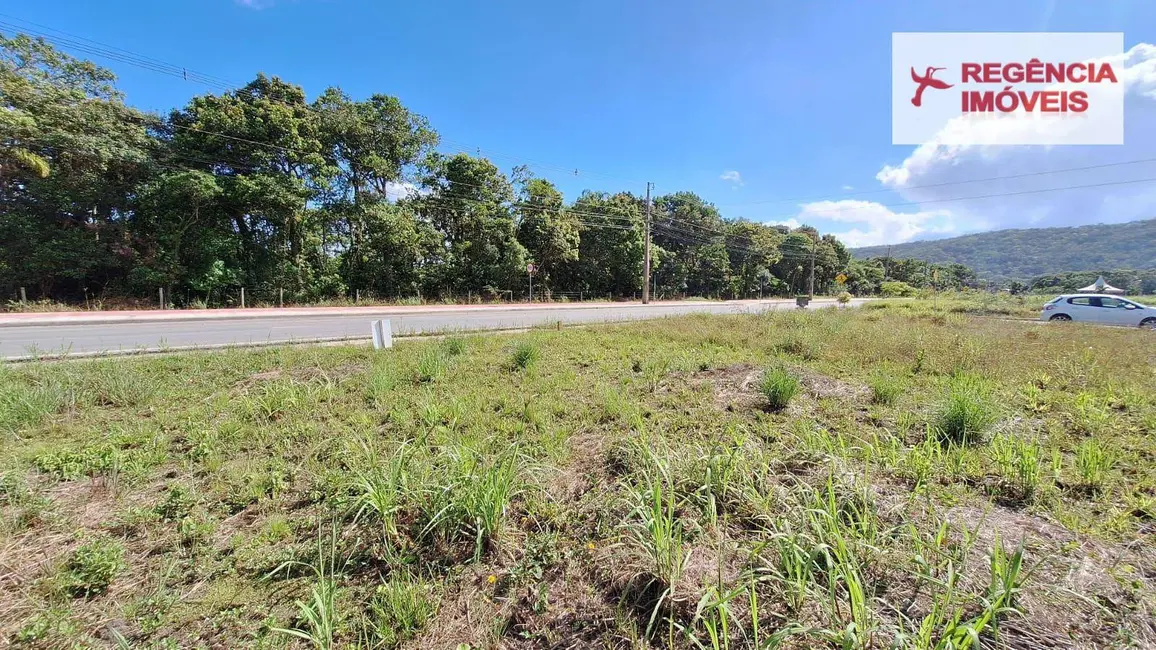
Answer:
933, 374, 996, 444
510, 340, 540, 370
57, 538, 124, 598
759, 366, 800, 411
868, 373, 902, 406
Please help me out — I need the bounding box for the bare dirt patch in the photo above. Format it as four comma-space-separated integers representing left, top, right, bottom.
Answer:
941, 503, 1156, 649
668, 363, 867, 412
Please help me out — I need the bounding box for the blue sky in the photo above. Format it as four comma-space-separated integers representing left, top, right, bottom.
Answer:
4, 0, 1156, 246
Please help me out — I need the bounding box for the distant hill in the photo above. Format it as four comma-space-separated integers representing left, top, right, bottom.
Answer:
850, 219, 1156, 281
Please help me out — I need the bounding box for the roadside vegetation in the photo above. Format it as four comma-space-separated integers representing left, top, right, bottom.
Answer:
1, 308, 1154, 648
866, 290, 1156, 319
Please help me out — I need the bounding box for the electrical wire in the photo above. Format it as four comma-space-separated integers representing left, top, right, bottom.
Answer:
10, 15, 1156, 219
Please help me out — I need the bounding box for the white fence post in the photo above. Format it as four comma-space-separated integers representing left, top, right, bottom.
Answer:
371, 319, 393, 349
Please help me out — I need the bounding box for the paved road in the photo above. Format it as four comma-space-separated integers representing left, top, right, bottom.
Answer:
0, 299, 863, 359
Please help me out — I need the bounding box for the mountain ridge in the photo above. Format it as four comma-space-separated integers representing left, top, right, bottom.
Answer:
850, 219, 1156, 281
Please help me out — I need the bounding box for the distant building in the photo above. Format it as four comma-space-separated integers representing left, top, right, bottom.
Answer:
1076, 276, 1124, 295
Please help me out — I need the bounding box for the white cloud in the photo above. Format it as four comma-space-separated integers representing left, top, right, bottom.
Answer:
874, 43, 1156, 239
796, 200, 954, 248
842, 185, 854, 191
236, 0, 275, 8
719, 170, 743, 186
767, 218, 802, 230
384, 181, 421, 201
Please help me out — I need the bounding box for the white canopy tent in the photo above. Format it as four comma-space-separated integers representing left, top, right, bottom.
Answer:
1076, 276, 1125, 295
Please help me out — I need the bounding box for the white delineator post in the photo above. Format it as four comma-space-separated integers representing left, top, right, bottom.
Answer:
371, 319, 393, 349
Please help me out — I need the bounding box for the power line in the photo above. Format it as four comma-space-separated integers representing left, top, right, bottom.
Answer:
11, 14, 1156, 231
1, 16, 646, 191
0, 18, 238, 92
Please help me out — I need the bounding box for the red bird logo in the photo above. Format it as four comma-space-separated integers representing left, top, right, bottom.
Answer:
910, 66, 953, 107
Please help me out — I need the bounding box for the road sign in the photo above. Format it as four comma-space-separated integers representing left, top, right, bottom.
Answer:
835, 273, 847, 285
527, 263, 537, 274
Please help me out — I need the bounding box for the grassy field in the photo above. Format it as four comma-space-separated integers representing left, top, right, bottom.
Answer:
865, 291, 1156, 320
1, 308, 1154, 649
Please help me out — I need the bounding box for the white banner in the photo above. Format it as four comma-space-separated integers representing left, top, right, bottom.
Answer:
892, 32, 1124, 145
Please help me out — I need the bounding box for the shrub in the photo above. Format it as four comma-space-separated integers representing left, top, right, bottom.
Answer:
836, 291, 852, 304
868, 374, 902, 406
154, 485, 196, 521
510, 341, 540, 370
759, 367, 800, 411
933, 375, 996, 444
58, 538, 125, 597
880, 281, 917, 297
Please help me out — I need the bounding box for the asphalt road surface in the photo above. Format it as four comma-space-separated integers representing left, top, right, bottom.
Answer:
0, 299, 864, 359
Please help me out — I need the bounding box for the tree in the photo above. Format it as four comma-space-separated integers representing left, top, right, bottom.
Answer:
557, 191, 645, 297
0, 31, 987, 307
131, 170, 225, 298
725, 220, 783, 297
415, 153, 527, 297
313, 88, 438, 293
0, 33, 153, 299
513, 171, 578, 295
164, 74, 332, 299
653, 192, 729, 296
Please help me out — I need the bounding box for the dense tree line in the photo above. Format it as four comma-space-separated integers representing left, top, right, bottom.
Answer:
1028, 269, 1156, 295
852, 219, 1156, 282
1, 34, 968, 306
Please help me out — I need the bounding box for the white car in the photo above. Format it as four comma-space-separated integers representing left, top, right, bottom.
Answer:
1040, 294, 1156, 328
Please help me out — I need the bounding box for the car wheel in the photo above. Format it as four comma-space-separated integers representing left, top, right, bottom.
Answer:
1049, 314, 1072, 322
1140, 317, 1156, 330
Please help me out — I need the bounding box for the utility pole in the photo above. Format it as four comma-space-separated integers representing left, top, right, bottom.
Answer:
883, 244, 893, 280
642, 182, 653, 304
808, 237, 817, 299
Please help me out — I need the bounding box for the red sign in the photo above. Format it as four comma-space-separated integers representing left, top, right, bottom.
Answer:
910, 66, 953, 107
909, 59, 1117, 114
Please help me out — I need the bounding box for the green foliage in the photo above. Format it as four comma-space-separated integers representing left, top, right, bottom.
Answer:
934, 375, 996, 444
509, 341, 540, 370
442, 337, 467, 356
34, 445, 118, 480
271, 525, 343, 650
0, 376, 68, 435
364, 575, 438, 647
990, 435, 1043, 499
880, 281, 917, 297
3, 248, 1154, 647
414, 348, 447, 383
155, 485, 196, 520
1075, 439, 1115, 491
0, 31, 981, 305
759, 366, 800, 410
57, 538, 125, 597
853, 219, 1156, 283
868, 373, 902, 405
422, 448, 524, 561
